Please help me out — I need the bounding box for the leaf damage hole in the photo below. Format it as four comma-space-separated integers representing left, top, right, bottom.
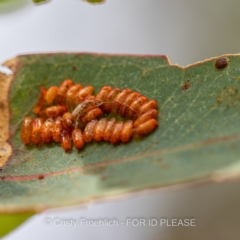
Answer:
0, 65, 13, 75
215, 57, 230, 70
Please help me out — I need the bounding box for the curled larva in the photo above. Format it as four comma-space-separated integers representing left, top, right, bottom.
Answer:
21, 117, 33, 145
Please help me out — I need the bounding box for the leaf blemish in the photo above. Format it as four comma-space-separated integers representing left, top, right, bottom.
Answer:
216, 85, 240, 109
182, 80, 191, 90
38, 175, 44, 180
215, 57, 230, 70
72, 66, 77, 71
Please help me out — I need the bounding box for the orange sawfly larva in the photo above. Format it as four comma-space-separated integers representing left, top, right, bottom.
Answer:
22, 79, 159, 152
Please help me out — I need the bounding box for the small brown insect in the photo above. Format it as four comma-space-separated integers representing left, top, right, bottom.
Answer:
33, 87, 46, 114
21, 116, 33, 145
215, 57, 230, 70
93, 118, 108, 142
41, 118, 54, 143
72, 129, 84, 149
112, 88, 132, 114
137, 100, 158, 116
119, 92, 140, 117
120, 120, 133, 143
56, 79, 74, 105
31, 118, 44, 145
133, 109, 158, 127
110, 121, 123, 145
45, 105, 67, 118
81, 107, 103, 124
101, 87, 121, 113
126, 96, 148, 119
44, 86, 58, 106
52, 117, 63, 143
65, 84, 82, 110
133, 118, 158, 136
61, 129, 72, 152
62, 112, 74, 131
75, 86, 94, 105
83, 119, 98, 143
182, 80, 190, 91
103, 118, 116, 142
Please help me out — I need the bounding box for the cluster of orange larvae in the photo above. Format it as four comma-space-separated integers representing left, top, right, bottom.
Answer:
21, 79, 158, 152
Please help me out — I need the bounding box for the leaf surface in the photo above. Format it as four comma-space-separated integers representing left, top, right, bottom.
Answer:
0, 53, 240, 212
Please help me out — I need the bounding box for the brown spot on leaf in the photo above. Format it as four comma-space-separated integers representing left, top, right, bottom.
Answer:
38, 175, 44, 180
215, 57, 230, 70
182, 80, 190, 90
72, 66, 77, 71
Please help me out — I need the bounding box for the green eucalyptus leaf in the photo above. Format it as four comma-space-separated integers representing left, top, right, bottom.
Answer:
85, 0, 104, 4
0, 53, 240, 213
0, 212, 33, 237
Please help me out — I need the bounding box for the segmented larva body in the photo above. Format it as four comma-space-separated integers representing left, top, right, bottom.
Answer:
62, 112, 74, 131
44, 86, 58, 107
72, 129, 84, 149
133, 118, 158, 136
83, 118, 134, 145
56, 79, 74, 105
52, 117, 63, 143
133, 109, 158, 127
83, 119, 98, 143
101, 87, 121, 113
23, 79, 159, 152
31, 118, 44, 145
75, 86, 94, 105
93, 118, 108, 142
33, 87, 46, 114
41, 118, 54, 143
61, 129, 72, 152
65, 84, 82, 111
45, 105, 67, 118
21, 117, 33, 145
